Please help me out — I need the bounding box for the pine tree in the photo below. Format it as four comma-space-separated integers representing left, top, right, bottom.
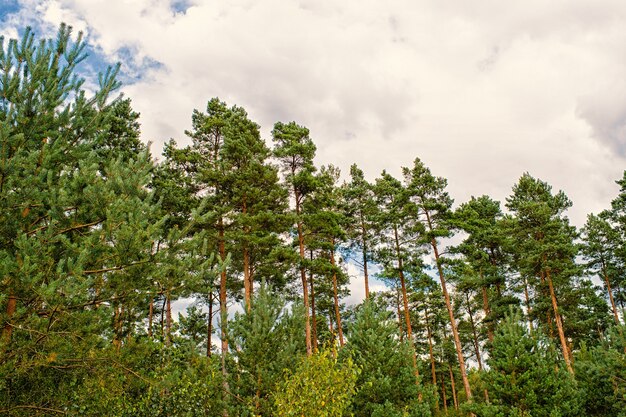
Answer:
402, 157, 473, 401
230, 283, 305, 415
582, 213, 623, 325
469, 310, 583, 417
341, 164, 378, 299
505, 174, 587, 374
0, 25, 163, 413
342, 301, 433, 417
272, 121, 318, 356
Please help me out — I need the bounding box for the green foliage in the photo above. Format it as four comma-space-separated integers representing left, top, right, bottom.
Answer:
574, 326, 626, 417
468, 310, 583, 417
273, 349, 358, 417
1, 22, 625, 417
342, 300, 434, 417
229, 283, 305, 416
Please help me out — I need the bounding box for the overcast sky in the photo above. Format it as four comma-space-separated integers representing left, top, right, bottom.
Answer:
2, 1, 625, 224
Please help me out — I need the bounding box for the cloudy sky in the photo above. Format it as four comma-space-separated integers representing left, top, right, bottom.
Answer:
2, 1, 625, 224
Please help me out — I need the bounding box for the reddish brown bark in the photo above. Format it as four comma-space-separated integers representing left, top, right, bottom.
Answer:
166, 292, 172, 346
310, 251, 319, 352
432, 237, 473, 401
2, 291, 16, 342
393, 224, 413, 344
602, 267, 621, 325
243, 246, 251, 313
330, 242, 344, 347
449, 364, 459, 410
219, 223, 228, 355
295, 191, 312, 356
425, 307, 437, 386
546, 268, 574, 375
441, 373, 448, 414
480, 270, 494, 343
465, 292, 483, 371
207, 290, 213, 357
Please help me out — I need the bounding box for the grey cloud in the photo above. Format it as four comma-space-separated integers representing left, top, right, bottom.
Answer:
19, 0, 626, 227
577, 93, 626, 156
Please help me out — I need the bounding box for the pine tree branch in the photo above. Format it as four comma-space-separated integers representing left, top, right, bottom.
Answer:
0, 405, 67, 415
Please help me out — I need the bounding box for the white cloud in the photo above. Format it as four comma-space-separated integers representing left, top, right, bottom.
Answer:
5, 0, 625, 230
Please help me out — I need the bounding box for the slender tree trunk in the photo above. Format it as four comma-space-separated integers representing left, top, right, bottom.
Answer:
601, 264, 621, 325
218, 221, 231, 413
393, 224, 420, 384
329, 310, 334, 338
310, 250, 318, 352
113, 306, 121, 351
219, 222, 228, 355
425, 306, 437, 386
166, 291, 172, 346
393, 224, 414, 342
242, 198, 252, 313
441, 372, 448, 414
480, 269, 494, 343
243, 245, 251, 313
295, 192, 312, 356
545, 268, 574, 374
330, 242, 344, 347
431, 235, 473, 401
360, 213, 370, 299
207, 290, 213, 357
148, 298, 153, 338
449, 364, 459, 410
396, 285, 404, 342
2, 291, 16, 342
160, 296, 166, 339
465, 292, 483, 371
616, 285, 626, 321
523, 276, 534, 333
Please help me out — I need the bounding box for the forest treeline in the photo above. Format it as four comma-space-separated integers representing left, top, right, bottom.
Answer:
1, 26, 625, 417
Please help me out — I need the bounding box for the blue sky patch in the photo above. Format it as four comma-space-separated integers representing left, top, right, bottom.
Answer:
171, 0, 193, 15
0, 0, 20, 22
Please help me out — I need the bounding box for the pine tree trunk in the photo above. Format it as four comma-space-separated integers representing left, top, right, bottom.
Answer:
523, 276, 534, 333
2, 291, 16, 342
310, 251, 318, 352
393, 224, 421, 385
166, 291, 172, 346
465, 292, 483, 371
601, 264, 621, 325
480, 269, 494, 343
330, 242, 344, 347
425, 306, 437, 386
616, 285, 626, 321
295, 191, 312, 356
545, 268, 574, 375
431, 236, 473, 401
449, 364, 459, 410
219, 221, 228, 354
243, 198, 252, 313
393, 224, 414, 343
360, 213, 370, 299
441, 373, 448, 414
160, 296, 166, 338
148, 298, 153, 338
396, 285, 404, 342
113, 306, 121, 351
243, 245, 251, 313
207, 290, 213, 357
